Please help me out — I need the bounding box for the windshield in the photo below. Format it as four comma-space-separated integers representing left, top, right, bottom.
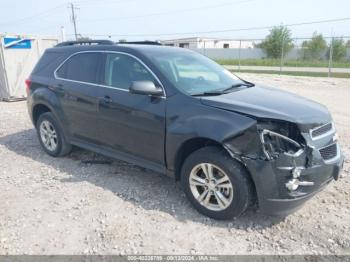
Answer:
146, 50, 245, 95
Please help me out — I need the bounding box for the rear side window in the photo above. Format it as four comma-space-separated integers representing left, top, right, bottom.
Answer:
104, 53, 157, 90
56, 53, 102, 84
32, 51, 63, 77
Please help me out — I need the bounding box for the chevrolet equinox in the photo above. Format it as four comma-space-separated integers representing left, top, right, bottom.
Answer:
26, 40, 344, 220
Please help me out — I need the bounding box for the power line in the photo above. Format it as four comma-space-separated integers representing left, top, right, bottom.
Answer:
0, 0, 137, 29
82, 0, 256, 23
2, 0, 256, 35
0, 4, 66, 27
72, 0, 136, 5
0, 0, 134, 30
77, 17, 350, 38
65, 35, 350, 42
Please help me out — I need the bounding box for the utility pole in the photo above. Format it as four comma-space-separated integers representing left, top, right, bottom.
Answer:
280, 33, 285, 75
69, 3, 78, 40
328, 37, 334, 78
328, 29, 334, 78
238, 40, 242, 72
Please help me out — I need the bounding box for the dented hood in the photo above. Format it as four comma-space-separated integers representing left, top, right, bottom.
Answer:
200, 85, 332, 126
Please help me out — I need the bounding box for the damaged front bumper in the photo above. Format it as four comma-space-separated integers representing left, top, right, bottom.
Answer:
243, 146, 344, 216
226, 122, 345, 216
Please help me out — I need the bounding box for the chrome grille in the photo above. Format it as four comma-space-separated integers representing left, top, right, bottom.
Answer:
319, 143, 337, 161
311, 123, 333, 139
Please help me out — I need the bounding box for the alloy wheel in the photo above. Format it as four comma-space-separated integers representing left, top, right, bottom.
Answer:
39, 120, 58, 151
189, 163, 234, 211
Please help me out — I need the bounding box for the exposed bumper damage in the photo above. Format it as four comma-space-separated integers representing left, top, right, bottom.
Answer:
224, 121, 344, 216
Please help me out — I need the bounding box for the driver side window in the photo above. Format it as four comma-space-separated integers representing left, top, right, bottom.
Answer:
104, 53, 157, 90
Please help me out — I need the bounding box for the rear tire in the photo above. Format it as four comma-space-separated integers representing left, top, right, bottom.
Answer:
181, 146, 253, 220
36, 112, 71, 157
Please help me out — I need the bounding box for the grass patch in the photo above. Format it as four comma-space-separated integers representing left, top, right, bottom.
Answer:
217, 59, 350, 68
229, 69, 350, 78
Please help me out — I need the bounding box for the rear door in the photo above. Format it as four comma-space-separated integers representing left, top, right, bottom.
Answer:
96, 52, 166, 167
53, 52, 103, 143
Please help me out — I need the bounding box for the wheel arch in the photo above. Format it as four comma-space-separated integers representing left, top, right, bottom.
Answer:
32, 103, 52, 126
29, 87, 70, 138
173, 137, 258, 205
173, 137, 221, 181
173, 137, 245, 181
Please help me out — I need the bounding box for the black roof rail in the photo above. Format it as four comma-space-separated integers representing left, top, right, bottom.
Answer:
117, 41, 162, 46
55, 40, 115, 47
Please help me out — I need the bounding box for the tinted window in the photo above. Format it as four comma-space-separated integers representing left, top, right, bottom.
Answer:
104, 53, 157, 90
32, 51, 63, 77
56, 53, 101, 84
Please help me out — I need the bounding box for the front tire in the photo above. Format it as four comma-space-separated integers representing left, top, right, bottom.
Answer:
181, 146, 253, 220
36, 112, 71, 157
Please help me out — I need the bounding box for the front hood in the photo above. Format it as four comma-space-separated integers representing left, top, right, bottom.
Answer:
200, 85, 332, 128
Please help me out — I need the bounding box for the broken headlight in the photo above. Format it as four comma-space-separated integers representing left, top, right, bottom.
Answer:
258, 122, 304, 160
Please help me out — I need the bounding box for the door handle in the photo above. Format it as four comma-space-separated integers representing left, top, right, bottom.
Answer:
55, 84, 65, 94
100, 96, 113, 104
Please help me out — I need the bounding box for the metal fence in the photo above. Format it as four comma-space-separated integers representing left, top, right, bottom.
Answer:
162, 36, 350, 77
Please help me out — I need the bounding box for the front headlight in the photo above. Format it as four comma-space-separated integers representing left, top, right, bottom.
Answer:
258, 121, 304, 160
259, 129, 303, 159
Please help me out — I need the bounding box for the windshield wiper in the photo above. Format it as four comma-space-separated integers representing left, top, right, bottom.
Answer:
191, 82, 255, 96
222, 82, 255, 93
191, 91, 225, 97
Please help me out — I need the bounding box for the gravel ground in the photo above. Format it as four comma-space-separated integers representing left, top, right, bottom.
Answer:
0, 73, 349, 255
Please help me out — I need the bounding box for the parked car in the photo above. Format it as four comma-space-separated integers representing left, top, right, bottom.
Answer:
26, 40, 344, 219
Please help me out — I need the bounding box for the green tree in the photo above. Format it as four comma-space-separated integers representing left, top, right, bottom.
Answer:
301, 32, 327, 60
328, 38, 347, 61
346, 40, 350, 47
260, 26, 293, 58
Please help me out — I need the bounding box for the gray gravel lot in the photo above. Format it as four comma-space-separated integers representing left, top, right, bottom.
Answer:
0, 73, 349, 255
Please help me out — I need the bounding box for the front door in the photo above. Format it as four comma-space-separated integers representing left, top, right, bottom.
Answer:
97, 52, 166, 167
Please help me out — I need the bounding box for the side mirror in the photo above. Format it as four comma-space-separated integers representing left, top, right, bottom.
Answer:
129, 81, 163, 96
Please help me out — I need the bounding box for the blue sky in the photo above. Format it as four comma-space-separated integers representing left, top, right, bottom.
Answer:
0, 0, 349, 41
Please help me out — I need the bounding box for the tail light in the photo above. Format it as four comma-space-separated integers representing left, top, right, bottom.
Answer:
25, 78, 31, 95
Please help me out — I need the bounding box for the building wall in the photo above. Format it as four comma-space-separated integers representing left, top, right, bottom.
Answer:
0, 44, 8, 100
161, 38, 254, 49
0, 36, 58, 100
162, 39, 199, 49
196, 40, 254, 49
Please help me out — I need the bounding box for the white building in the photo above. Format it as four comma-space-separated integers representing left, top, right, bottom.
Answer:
0, 34, 58, 101
161, 37, 254, 49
